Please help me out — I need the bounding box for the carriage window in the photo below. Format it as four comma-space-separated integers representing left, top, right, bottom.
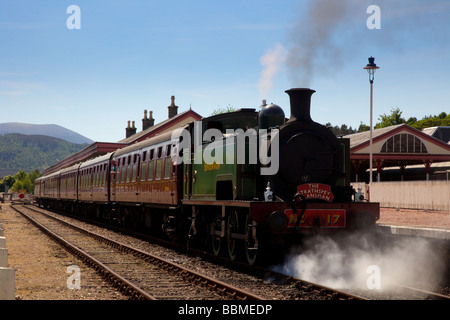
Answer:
164, 157, 172, 179
121, 159, 126, 183
141, 161, 147, 181
156, 159, 162, 179
103, 164, 107, 185
148, 160, 154, 180
132, 157, 138, 182
156, 147, 163, 180
127, 163, 132, 183
164, 144, 172, 179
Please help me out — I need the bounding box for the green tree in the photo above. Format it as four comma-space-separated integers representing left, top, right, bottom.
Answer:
14, 170, 28, 181
210, 105, 237, 116
11, 175, 33, 193
406, 117, 417, 126
357, 122, 370, 132
5, 169, 41, 193
375, 107, 406, 129
438, 112, 447, 119
0, 175, 15, 192
28, 169, 41, 185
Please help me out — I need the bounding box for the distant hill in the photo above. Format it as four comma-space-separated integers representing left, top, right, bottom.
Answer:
0, 133, 88, 177
0, 122, 93, 144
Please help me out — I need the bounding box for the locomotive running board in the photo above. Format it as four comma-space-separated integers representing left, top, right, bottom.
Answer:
182, 199, 252, 208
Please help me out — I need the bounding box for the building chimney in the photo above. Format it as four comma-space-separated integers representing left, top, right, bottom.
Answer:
142, 110, 154, 131
126, 120, 137, 138
168, 95, 178, 119
149, 111, 155, 126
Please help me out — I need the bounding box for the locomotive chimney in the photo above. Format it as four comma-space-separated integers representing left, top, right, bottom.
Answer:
285, 88, 316, 122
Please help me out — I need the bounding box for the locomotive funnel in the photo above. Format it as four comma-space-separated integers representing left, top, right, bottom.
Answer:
285, 88, 316, 122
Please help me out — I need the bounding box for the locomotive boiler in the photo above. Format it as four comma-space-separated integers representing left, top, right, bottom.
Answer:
34, 88, 379, 265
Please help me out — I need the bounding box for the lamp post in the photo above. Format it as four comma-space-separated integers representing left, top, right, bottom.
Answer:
364, 56, 379, 186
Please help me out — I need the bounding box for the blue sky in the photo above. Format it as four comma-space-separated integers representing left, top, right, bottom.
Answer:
1, 0, 449, 142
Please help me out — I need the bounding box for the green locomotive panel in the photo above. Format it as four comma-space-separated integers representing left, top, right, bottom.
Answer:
185, 136, 258, 201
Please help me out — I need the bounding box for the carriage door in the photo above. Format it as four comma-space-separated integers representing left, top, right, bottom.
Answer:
111, 158, 118, 202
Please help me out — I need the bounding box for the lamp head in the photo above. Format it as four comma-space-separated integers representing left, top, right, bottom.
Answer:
364, 56, 379, 71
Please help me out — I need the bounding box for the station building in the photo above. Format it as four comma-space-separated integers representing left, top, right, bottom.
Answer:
345, 124, 450, 210
345, 124, 450, 182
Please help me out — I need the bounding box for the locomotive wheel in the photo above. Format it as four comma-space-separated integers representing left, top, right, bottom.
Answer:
210, 211, 222, 256
226, 210, 239, 261
244, 213, 258, 266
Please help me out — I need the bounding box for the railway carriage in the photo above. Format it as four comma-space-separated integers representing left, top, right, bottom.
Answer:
111, 131, 178, 206
78, 153, 111, 204
60, 163, 80, 201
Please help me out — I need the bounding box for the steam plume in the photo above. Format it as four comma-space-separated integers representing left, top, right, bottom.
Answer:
258, 43, 287, 100
273, 231, 446, 291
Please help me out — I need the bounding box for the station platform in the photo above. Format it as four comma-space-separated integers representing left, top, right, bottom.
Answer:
375, 207, 450, 240
377, 223, 450, 240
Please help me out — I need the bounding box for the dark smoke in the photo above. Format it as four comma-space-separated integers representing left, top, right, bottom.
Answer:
283, 0, 450, 87
285, 0, 355, 87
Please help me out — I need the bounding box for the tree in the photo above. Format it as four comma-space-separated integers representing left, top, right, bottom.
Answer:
3, 169, 41, 193
210, 105, 237, 116
358, 122, 370, 132
406, 117, 417, 126
375, 107, 406, 129
28, 169, 41, 185
11, 175, 33, 193
0, 175, 15, 192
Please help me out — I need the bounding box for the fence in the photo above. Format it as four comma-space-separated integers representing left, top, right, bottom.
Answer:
352, 181, 450, 211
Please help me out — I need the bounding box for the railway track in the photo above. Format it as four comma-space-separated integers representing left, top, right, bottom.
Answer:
11, 203, 448, 301
17, 203, 369, 300
10, 204, 264, 300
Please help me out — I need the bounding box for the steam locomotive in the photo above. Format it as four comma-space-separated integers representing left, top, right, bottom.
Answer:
34, 88, 379, 265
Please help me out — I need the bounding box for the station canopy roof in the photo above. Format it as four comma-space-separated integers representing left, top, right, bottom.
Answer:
344, 124, 450, 173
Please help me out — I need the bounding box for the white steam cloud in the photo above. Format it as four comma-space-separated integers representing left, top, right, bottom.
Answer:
258, 43, 287, 100
272, 231, 446, 291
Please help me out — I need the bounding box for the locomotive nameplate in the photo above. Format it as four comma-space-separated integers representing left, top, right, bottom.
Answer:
284, 209, 346, 228
297, 183, 334, 202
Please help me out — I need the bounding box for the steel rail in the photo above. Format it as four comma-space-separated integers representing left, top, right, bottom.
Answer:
11, 205, 156, 300
22, 204, 366, 300
12, 204, 264, 300
393, 284, 450, 300
254, 268, 367, 300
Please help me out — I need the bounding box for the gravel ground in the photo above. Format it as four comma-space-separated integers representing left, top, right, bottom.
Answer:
377, 207, 450, 229
0, 203, 128, 300
0, 202, 448, 300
